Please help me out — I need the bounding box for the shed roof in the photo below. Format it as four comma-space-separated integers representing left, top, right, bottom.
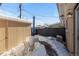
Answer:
0, 15, 31, 25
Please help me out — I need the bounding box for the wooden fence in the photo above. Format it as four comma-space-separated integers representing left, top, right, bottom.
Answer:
35, 28, 66, 42
0, 17, 31, 53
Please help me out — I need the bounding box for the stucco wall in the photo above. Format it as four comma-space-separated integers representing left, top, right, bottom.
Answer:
57, 3, 76, 55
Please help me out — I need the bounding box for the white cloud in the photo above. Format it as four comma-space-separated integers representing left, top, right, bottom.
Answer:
24, 17, 60, 27
0, 9, 60, 27
0, 9, 18, 18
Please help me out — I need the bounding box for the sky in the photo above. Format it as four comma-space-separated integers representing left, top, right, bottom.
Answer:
0, 3, 60, 27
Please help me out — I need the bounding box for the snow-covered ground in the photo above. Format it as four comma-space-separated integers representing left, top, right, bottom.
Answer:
30, 42, 48, 56
30, 35, 70, 56
1, 35, 70, 56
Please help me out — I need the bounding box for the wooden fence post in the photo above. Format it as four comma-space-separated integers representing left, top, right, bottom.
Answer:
5, 20, 8, 50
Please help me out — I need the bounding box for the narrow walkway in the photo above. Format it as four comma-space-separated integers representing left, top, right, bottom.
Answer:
39, 41, 58, 56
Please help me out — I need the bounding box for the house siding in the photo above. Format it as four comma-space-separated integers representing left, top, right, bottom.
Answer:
57, 3, 76, 55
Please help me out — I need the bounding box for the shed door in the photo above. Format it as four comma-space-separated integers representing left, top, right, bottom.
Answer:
0, 28, 5, 53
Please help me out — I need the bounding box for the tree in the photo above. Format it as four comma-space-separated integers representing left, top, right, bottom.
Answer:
48, 23, 64, 28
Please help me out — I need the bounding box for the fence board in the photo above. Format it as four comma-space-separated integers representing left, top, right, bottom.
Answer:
8, 27, 17, 50
0, 28, 5, 53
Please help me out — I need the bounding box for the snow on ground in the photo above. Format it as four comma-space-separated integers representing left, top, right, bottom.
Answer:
30, 35, 70, 56
30, 42, 48, 56
1, 43, 25, 56
1, 35, 70, 56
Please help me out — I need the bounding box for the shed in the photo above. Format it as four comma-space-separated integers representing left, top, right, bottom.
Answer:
0, 16, 31, 53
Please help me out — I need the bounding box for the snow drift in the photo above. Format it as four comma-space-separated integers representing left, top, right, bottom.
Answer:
1, 35, 70, 56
